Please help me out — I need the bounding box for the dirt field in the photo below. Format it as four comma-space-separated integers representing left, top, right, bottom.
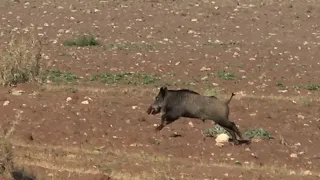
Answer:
0, 0, 320, 179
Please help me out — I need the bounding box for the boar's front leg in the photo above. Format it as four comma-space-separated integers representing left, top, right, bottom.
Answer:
155, 112, 180, 132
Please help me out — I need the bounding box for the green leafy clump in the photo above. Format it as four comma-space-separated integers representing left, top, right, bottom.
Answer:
204, 126, 273, 140
41, 69, 79, 83
217, 70, 236, 80
63, 35, 100, 47
244, 128, 273, 139
88, 72, 160, 85
305, 84, 320, 91
203, 125, 230, 137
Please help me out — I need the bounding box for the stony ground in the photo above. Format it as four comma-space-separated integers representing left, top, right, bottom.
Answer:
0, 0, 320, 179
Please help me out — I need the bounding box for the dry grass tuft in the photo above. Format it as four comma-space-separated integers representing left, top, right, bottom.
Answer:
0, 135, 14, 178
0, 133, 36, 180
0, 31, 42, 86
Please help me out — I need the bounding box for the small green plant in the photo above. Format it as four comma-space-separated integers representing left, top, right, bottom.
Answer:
203, 87, 220, 97
88, 72, 160, 85
276, 82, 287, 90
41, 69, 79, 83
203, 40, 239, 47
105, 42, 155, 51
63, 35, 100, 47
98, 165, 113, 174
244, 128, 273, 140
203, 125, 230, 137
305, 84, 320, 91
276, 82, 284, 87
217, 70, 236, 80
0, 32, 42, 86
301, 98, 312, 106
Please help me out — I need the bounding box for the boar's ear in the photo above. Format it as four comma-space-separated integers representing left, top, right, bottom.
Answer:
159, 86, 168, 95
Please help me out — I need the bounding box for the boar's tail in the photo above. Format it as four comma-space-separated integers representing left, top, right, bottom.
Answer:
225, 92, 236, 105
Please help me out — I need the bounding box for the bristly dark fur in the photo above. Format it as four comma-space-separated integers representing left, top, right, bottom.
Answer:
169, 89, 200, 95
11, 168, 36, 180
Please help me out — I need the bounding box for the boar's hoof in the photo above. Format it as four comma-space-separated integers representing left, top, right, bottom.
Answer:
155, 125, 164, 132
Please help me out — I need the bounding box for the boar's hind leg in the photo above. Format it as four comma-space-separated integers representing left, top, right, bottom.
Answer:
230, 121, 244, 140
155, 112, 180, 131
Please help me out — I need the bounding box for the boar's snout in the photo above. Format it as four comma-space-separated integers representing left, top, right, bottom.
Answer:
146, 105, 160, 115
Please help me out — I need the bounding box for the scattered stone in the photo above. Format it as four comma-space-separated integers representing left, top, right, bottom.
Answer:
81, 100, 89, 104
215, 133, 229, 144
66, 97, 72, 102
278, 90, 288, 93
200, 67, 211, 71
290, 153, 298, 158
10, 89, 24, 96
215, 142, 224, 147
132, 106, 138, 109
303, 170, 312, 176
297, 114, 305, 119
130, 143, 143, 147
201, 76, 208, 81
3, 101, 9, 106
188, 121, 194, 127
125, 120, 131, 124
84, 96, 93, 101
289, 170, 296, 175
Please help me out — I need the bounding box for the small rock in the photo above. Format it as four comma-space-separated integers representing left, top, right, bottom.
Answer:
251, 153, 258, 159
278, 90, 288, 93
212, 83, 218, 86
289, 170, 296, 175
297, 114, 305, 119
201, 76, 208, 81
215, 142, 224, 147
200, 67, 211, 71
66, 97, 72, 102
11, 89, 24, 96
175, 62, 180, 66
303, 170, 312, 176
3, 101, 9, 106
125, 120, 131, 124
188, 121, 194, 127
84, 96, 93, 101
294, 142, 301, 146
132, 106, 138, 109
130, 143, 143, 147
81, 100, 89, 104
215, 133, 229, 144
191, 18, 198, 22
290, 153, 298, 158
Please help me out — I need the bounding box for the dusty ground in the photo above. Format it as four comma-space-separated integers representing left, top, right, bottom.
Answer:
0, 0, 320, 179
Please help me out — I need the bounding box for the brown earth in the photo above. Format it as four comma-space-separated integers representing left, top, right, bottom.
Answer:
0, 0, 320, 179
